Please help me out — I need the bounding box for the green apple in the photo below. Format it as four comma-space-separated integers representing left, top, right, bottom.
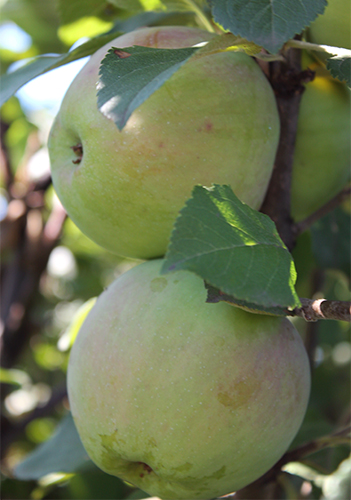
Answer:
291, 65, 351, 222
48, 26, 280, 259
67, 259, 311, 500
308, 0, 351, 50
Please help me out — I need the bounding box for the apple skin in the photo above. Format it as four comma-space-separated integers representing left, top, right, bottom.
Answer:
67, 259, 311, 500
48, 26, 280, 259
308, 0, 351, 50
291, 67, 350, 222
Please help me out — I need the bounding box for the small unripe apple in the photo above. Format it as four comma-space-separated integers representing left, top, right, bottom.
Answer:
48, 26, 280, 259
291, 64, 350, 222
67, 259, 311, 500
308, 0, 351, 50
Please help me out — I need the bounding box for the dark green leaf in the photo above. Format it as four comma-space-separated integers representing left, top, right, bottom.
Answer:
311, 207, 351, 277
97, 45, 198, 130
162, 185, 300, 314
14, 413, 90, 480
209, 0, 327, 53
57, 0, 202, 23
0, 32, 120, 107
58, 0, 122, 24
327, 55, 351, 87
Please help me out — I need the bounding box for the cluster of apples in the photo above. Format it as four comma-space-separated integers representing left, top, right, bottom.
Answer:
48, 13, 349, 500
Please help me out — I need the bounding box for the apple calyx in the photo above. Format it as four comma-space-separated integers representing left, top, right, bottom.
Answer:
71, 143, 83, 164
138, 462, 154, 478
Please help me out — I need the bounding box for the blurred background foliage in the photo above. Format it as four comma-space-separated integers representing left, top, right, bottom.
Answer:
0, 0, 350, 499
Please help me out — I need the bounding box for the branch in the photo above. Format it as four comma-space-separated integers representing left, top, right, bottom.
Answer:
260, 43, 314, 251
289, 298, 351, 322
293, 185, 351, 236
0, 174, 66, 369
278, 426, 351, 467
229, 426, 351, 499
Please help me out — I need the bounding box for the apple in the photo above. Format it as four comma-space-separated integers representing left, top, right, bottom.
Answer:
291, 63, 351, 222
67, 259, 311, 500
308, 0, 351, 50
48, 26, 280, 260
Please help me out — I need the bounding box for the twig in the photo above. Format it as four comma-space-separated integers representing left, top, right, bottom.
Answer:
229, 426, 351, 499
206, 285, 350, 322
277, 426, 351, 467
293, 185, 351, 236
289, 298, 351, 322
303, 270, 324, 371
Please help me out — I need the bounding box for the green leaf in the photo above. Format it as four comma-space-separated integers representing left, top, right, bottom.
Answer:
57, 297, 97, 351
0, 32, 120, 107
109, 0, 208, 12
162, 185, 300, 315
57, 0, 123, 25
209, 0, 327, 54
57, 0, 202, 22
327, 54, 351, 87
311, 207, 351, 277
14, 413, 90, 480
97, 45, 198, 130
0, 368, 31, 387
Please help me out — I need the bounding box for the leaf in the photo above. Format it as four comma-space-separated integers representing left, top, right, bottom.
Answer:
57, 297, 97, 351
311, 207, 351, 277
96, 31, 267, 131
193, 32, 262, 57
14, 413, 90, 480
162, 185, 300, 315
0, 368, 31, 387
204, 284, 290, 316
0, 32, 120, 107
57, 0, 122, 25
57, 0, 202, 22
327, 54, 351, 87
209, 0, 327, 54
97, 45, 198, 130
109, 0, 208, 12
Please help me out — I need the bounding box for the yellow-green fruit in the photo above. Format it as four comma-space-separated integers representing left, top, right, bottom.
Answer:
291, 71, 351, 221
48, 26, 280, 259
67, 259, 311, 500
308, 0, 351, 49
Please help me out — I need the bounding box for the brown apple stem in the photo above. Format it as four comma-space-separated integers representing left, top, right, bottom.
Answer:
289, 298, 351, 322
293, 185, 351, 236
260, 45, 314, 251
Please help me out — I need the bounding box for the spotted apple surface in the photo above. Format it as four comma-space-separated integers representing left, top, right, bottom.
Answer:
68, 259, 311, 500
48, 26, 280, 259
